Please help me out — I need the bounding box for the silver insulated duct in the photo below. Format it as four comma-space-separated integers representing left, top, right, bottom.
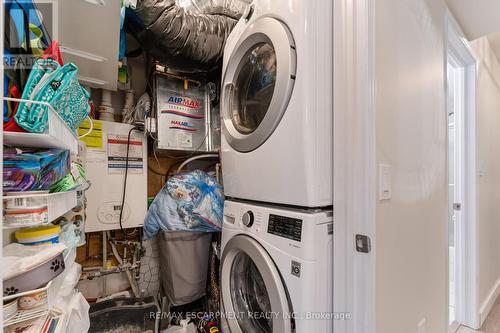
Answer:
133, 0, 251, 72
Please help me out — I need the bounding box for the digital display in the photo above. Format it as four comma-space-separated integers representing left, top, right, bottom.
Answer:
268, 214, 302, 242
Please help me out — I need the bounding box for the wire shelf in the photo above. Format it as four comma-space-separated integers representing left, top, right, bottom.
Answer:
3, 248, 78, 328
3, 97, 79, 154
3, 190, 78, 229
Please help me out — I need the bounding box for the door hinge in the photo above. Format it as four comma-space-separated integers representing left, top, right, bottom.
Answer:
356, 234, 371, 253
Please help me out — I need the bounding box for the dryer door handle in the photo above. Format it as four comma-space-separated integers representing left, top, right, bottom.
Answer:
223, 82, 235, 119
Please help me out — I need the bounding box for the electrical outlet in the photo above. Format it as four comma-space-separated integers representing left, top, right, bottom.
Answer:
417, 318, 426, 333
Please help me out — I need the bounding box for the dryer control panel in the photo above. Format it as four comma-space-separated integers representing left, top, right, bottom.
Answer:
268, 214, 303, 242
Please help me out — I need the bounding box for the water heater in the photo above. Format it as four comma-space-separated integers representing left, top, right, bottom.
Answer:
83, 120, 148, 232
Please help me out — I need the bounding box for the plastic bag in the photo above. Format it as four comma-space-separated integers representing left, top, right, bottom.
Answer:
123, 92, 150, 124
144, 170, 223, 239
3, 148, 70, 192
15, 59, 90, 133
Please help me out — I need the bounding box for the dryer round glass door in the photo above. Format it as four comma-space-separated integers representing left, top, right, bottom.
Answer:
221, 235, 293, 333
222, 17, 296, 152
230, 42, 276, 135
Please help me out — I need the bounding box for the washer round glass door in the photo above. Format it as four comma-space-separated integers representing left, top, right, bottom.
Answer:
221, 235, 293, 333
222, 17, 296, 152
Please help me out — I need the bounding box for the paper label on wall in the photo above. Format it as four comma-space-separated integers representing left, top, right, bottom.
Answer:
78, 119, 103, 149
176, 131, 193, 148
107, 134, 144, 174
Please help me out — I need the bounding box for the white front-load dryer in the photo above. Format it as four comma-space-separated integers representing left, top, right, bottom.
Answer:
221, 0, 333, 207
220, 200, 333, 333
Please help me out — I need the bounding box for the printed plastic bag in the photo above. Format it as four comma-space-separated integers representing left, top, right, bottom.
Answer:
15, 58, 90, 133
3, 148, 70, 192
144, 170, 223, 239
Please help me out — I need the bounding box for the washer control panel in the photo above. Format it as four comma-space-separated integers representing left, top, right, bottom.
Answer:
267, 214, 302, 242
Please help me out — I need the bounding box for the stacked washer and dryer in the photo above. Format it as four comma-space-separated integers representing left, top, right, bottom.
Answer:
219, 1, 333, 332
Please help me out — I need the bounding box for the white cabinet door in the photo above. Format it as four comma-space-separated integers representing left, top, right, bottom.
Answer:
57, 0, 121, 90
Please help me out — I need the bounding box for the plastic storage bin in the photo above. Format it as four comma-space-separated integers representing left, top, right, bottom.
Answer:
3, 191, 77, 229
3, 97, 79, 154
157, 231, 212, 306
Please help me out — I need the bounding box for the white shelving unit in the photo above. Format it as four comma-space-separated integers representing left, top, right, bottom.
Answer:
4, 305, 49, 327
3, 248, 77, 327
3, 190, 78, 229
3, 97, 79, 154
3, 97, 86, 332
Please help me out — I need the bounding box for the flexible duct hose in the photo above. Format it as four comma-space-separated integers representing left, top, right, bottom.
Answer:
130, 0, 250, 72
179, 0, 249, 19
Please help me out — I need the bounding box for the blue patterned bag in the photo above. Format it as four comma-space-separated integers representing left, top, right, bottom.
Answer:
144, 170, 223, 239
15, 59, 90, 133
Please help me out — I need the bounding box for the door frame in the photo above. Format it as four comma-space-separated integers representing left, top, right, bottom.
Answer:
333, 4, 479, 332
333, 0, 376, 332
445, 11, 479, 330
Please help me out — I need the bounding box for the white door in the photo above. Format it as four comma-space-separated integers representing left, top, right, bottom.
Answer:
221, 17, 296, 152
220, 235, 293, 333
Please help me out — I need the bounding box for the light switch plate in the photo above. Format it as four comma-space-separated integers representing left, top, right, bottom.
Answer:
379, 164, 392, 201
479, 160, 485, 177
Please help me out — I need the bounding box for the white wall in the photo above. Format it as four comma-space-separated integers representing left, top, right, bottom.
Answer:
470, 37, 500, 323
445, 0, 500, 40
375, 0, 448, 332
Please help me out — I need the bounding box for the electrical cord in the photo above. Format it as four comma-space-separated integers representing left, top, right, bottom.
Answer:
119, 125, 142, 233
78, 116, 94, 139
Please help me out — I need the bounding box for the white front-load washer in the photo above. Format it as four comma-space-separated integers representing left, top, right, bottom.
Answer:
220, 200, 333, 333
220, 0, 333, 207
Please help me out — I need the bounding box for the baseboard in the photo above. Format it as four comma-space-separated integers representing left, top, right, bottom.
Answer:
479, 277, 500, 326
448, 321, 460, 333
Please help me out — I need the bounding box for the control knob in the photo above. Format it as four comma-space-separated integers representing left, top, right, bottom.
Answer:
242, 211, 254, 227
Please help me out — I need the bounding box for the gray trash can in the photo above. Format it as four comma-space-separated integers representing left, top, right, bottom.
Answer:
157, 231, 212, 306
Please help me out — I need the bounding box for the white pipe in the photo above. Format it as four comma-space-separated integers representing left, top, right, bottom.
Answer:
82, 266, 103, 271
107, 231, 140, 298
124, 90, 135, 108
102, 231, 107, 295
102, 231, 107, 268
101, 89, 112, 106
176, 154, 219, 173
